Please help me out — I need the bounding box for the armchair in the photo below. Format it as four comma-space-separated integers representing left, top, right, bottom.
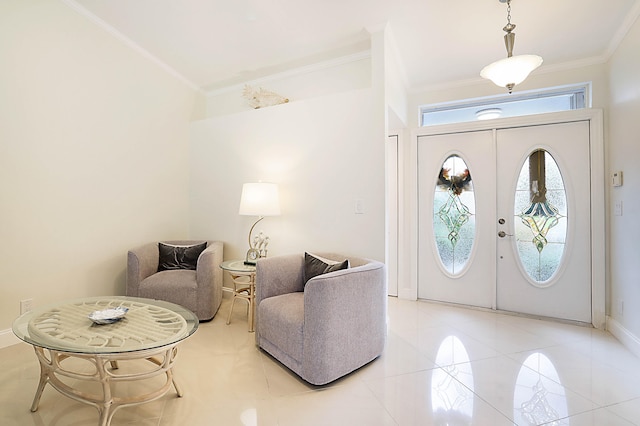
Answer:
126, 240, 223, 321
255, 253, 386, 385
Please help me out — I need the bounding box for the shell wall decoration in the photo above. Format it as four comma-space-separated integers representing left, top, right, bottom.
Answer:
242, 85, 289, 109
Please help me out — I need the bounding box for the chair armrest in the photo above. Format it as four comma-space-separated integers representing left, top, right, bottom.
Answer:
255, 254, 305, 305
126, 242, 160, 296
196, 241, 223, 287
303, 261, 387, 361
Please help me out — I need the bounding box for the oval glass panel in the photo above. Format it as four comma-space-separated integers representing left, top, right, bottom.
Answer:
514, 149, 567, 284
433, 155, 475, 275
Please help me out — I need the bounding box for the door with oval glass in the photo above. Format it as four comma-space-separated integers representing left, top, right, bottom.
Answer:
418, 130, 496, 309
496, 122, 591, 322
418, 121, 591, 323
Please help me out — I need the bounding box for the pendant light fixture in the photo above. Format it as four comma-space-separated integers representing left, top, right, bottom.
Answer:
480, 0, 542, 93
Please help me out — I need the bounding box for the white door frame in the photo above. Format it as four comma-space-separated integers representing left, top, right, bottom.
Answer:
386, 133, 400, 296
406, 109, 605, 329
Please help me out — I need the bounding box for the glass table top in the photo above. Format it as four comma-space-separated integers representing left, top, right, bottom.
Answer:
12, 296, 198, 354
220, 259, 256, 273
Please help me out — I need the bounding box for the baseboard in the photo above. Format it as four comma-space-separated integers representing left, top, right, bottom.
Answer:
0, 328, 20, 349
607, 316, 640, 359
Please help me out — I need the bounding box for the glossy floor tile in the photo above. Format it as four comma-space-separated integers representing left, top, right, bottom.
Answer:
2, 296, 640, 425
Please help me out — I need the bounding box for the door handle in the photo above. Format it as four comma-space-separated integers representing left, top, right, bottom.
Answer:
498, 231, 513, 238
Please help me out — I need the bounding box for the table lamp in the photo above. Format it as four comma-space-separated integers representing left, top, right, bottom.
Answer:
238, 182, 281, 265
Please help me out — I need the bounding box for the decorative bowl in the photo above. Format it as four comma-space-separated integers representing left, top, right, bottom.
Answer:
88, 307, 129, 325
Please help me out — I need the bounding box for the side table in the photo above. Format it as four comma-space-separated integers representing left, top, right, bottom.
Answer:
220, 260, 257, 332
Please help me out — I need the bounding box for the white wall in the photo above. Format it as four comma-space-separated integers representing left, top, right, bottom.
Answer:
0, 0, 201, 336
189, 89, 385, 267
384, 28, 409, 128
607, 15, 640, 352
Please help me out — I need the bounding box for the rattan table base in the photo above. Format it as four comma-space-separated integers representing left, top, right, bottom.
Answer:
13, 297, 198, 426
30, 343, 182, 426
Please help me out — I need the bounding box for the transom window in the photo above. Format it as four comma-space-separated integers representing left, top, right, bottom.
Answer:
420, 84, 589, 127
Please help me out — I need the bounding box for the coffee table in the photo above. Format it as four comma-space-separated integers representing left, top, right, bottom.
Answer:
12, 296, 198, 426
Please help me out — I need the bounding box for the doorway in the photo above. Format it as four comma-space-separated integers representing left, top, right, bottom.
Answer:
414, 111, 605, 326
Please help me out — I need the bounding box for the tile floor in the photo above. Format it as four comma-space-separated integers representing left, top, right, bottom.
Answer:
2, 296, 640, 425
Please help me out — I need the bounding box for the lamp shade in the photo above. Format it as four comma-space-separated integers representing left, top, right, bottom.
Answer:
480, 54, 543, 90
238, 182, 281, 217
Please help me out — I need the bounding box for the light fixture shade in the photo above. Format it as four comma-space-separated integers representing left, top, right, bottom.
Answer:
476, 108, 503, 120
238, 182, 281, 217
480, 54, 543, 89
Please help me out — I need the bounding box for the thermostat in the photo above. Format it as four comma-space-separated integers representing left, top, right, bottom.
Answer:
612, 171, 623, 187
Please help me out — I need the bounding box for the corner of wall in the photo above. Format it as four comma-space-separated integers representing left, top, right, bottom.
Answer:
607, 315, 640, 359
0, 329, 20, 350
191, 90, 208, 121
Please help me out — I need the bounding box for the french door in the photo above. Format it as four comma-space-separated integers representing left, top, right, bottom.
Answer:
418, 130, 496, 309
418, 120, 592, 323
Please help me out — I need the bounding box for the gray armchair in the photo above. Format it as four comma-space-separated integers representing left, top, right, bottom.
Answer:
255, 253, 386, 385
126, 240, 223, 321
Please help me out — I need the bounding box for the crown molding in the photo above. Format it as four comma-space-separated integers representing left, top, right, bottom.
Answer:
206, 50, 371, 97
61, 0, 203, 93
605, 0, 640, 59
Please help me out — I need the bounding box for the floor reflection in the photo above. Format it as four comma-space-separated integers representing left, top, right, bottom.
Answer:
432, 336, 474, 423
240, 407, 257, 426
514, 353, 568, 425
430, 337, 573, 425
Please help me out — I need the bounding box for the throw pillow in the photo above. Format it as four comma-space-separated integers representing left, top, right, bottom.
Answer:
158, 242, 207, 271
303, 252, 349, 285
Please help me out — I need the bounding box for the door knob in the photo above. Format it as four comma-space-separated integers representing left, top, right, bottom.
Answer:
498, 231, 513, 238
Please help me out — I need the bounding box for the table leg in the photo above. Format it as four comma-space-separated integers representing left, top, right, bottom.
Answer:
225, 272, 256, 332
248, 280, 255, 332
30, 353, 48, 412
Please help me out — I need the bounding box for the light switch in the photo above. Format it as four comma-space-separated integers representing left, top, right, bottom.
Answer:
355, 198, 364, 214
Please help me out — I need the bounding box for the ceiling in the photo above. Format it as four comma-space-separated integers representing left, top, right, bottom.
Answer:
69, 0, 640, 93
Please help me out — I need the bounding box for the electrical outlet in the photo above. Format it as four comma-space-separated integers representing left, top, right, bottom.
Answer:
20, 299, 33, 315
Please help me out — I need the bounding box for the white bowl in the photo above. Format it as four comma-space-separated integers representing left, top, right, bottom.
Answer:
88, 307, 129, 325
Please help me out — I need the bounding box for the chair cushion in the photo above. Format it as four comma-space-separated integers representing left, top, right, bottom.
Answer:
158, 241, 207, 271
258, 292, 305, 362
138, 270, 197, 310
303, 252, 349, 285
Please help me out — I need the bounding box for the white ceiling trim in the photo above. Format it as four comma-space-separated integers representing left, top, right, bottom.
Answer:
605, 0, 640, 58
61, 0, 202, 93
206, 50, 372, 97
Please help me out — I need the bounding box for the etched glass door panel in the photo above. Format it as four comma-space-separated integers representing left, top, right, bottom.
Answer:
418, 131, 495, 308
514, 150, 567, 284
434, 155, 475, 275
